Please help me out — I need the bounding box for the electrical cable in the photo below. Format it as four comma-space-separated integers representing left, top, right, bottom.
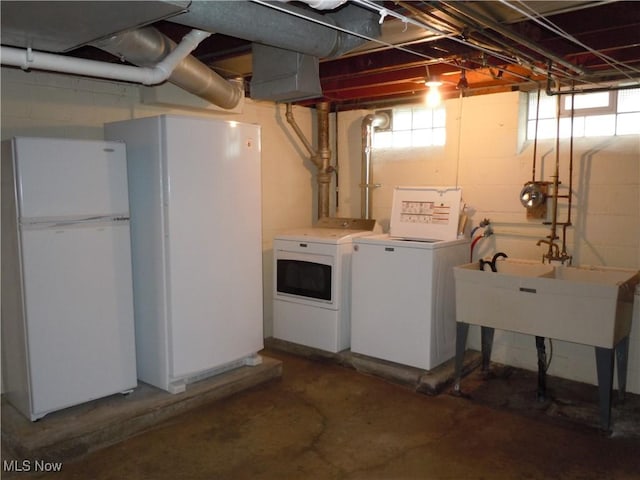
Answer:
503, 0, 640, 81
545, 338, 554, 372
454, 89, 463, 188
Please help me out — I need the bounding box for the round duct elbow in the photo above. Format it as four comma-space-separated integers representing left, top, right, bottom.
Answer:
170, 58, 243, 109
94, 26, 242, 110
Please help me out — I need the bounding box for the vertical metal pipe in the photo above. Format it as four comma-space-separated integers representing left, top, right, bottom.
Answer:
316, 101, 332, 219
360, 112, 389, 219
284, 102, 333, 220
531, 87, 541, 182
286, 102, 334, 218
562, 88, 576, 258
361, 115, 375, 220
547, 89, 562, 259
334, 104, 340, 212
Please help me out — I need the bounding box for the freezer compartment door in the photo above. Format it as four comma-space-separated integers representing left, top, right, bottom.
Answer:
13, 137, 129, 220
20, 222, 137, 417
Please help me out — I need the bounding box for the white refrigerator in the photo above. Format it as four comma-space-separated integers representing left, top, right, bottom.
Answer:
105, 115, 264, 394
1, 137, 137, 421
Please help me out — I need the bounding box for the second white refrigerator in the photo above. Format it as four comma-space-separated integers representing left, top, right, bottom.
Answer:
106, 115, 264, 393
1, 137, 137, 420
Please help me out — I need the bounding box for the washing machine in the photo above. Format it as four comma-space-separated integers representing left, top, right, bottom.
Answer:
273, 217, 378, 353
350, 187, 469, 370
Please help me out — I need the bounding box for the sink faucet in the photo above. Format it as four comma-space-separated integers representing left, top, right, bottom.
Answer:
536, 239, 572, 264
536, 239, 559, 257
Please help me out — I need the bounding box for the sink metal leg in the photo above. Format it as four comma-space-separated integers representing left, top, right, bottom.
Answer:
535, 336, 547, 402
480, 326, 494, 374
595, 346, 614, 432
615, 336, 629, 402
454, 322, 469, 393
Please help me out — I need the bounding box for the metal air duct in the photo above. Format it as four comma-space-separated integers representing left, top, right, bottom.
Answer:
171, 1, 379, 59
170, 1, 381, 102
93, 26, 242, 109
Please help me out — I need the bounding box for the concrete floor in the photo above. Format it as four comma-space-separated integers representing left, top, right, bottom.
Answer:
2, 346, 640, 479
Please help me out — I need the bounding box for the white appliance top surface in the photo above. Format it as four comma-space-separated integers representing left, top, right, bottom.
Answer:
354, 233, 469, 249
275, 227, 375, 244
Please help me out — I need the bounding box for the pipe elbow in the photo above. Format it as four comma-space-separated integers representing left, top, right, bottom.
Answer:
142, 65, 171, 85
361, 114, 375, 132
285, 105, 294, 122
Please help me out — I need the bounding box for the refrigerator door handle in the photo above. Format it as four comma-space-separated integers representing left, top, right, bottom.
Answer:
20, 215, 130, 229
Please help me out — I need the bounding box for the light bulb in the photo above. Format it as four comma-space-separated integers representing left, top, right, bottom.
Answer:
425, 86, 441, 108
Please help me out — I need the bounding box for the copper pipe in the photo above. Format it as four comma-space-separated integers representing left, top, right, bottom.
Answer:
539, 80, 573, 265
561, 89, 576, 258
549, 90, 561, 253
531, 87, 541, 182
538, 82, 561, 263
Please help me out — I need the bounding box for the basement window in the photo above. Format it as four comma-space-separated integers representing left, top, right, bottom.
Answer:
373, 106, 446, 149
526, 88, 640, 139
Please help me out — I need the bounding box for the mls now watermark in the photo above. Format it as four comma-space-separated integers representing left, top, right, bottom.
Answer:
3, 459, 63, 473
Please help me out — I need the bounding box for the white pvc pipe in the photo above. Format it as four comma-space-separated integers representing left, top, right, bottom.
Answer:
1, 29, 211, 86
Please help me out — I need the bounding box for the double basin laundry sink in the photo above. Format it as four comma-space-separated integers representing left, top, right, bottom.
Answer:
453, 257, 639, 431
454, 258, 639, 349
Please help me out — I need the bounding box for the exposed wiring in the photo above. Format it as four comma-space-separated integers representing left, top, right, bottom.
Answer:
502, 0, 640, 81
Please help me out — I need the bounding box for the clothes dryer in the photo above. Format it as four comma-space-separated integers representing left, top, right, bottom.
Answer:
273, 218, 377, 353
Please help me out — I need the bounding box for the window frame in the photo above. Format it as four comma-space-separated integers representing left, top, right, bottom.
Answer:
559, 90, 617, 117
526, 87, 640, 139
373, 104, 446, 150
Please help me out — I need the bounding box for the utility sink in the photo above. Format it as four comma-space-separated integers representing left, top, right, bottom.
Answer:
453, 257, 639, 431
454, 259, 639, 348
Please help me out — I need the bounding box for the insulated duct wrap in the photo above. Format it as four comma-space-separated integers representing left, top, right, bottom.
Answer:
172, 1, 381, 102
172, 1, 380, 59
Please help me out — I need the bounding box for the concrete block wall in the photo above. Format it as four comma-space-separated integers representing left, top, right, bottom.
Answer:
2, 67, 639, 394
337, 91, 640, 393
